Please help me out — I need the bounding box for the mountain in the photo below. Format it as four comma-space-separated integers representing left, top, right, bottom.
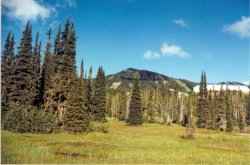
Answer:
106, 68, 197, 92
218, 81, 248, 86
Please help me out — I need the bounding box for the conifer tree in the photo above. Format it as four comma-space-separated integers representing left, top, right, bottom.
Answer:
207, 90, 215, 129
33, 32, 42, 106
146, 90, 155, 123
60, 20, 76, 75
225, 89, 233, 132
10, 22, 35, 105
92, 67, 106, 122
54, 25, 63, 73
2, 32, 15, 111
216, 86, 226, 130
41, 29, 55, 104
2, 32, 15, 128
63, 75, 89, 133
246, 92, 250, 125
85, 66, 93, 116
127, 76, 143, 125
196, 72, 209, 128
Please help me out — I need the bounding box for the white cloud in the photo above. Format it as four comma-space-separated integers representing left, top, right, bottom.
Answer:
144, 50, 160, 60
173, 19, 188, 28
144, 43, 190, 60
160, 43, 190, 58
2, 0, 52, 22
223, 16, 250, 38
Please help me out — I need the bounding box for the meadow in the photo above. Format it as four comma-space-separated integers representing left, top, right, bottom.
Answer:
2, 120, 250, 164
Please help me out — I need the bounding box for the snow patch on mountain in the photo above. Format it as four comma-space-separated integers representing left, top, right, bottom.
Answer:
175, 80, 191, 92
110, 82, 121, 89
193, 84, 250, 94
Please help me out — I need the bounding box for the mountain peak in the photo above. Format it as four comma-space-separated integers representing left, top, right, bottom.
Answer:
107, 68, 197, 92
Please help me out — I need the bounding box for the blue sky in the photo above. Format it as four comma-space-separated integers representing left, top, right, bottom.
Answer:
2, 0, 250, 82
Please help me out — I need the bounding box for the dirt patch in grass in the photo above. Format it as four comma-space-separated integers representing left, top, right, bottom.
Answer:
47, 141, 96, 147
54, 151, 89, 158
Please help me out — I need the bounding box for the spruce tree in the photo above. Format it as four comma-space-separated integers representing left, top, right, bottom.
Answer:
92, 67, 106, 122
246, 92, 250, 125
63, 21, 76, 73
196, 72, 209, 128
216, 86, 226, 131
127, 77, 143, 125
146, 90, 155, 123
2, 32, 15, 110
41, 29, 56, 107
63, 75, 89, 133
33, 32, 42, 106
207, 90, 215, 129
225, 89, 233, 132
10, 22, 35, 105
2, 32, 15, 128
85, 66, 93, 117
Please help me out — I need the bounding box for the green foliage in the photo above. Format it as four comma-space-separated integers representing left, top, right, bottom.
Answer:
196, 72, 209, 128
10, 22, 36, 105
85, 66, 93, 117
3, 103, 56, 133
92, 67, 106, 122
246, 94, 250, 125
63, 76, 90, 133
127, 77, 143, 125
225, 91, 233, 132
215, 89, 226, 131
32, 32, 42, 107
1, 32, 15, 111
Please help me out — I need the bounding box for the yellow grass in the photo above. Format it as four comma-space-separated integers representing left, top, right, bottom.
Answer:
2, 120, 250, 164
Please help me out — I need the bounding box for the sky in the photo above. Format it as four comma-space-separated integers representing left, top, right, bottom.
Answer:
2, 0, 250, 83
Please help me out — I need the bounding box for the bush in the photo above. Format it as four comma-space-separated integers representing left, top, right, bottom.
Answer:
3, 103, 56, 133
88, 121, 109, 133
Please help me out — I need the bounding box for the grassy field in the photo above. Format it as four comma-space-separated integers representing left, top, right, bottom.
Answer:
2, 120, 250, 164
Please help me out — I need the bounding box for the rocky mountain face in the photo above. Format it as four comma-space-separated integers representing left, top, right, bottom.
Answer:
106, 68, 197, 92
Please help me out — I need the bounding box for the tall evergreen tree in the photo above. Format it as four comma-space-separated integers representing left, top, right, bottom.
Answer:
127, 76, 143, 125
208, 90, 215, 129
63, 75, 89, 133
246, 92, 250, 125
2, 32, 15, 109
92, 67, 106, 122
10, 22, 35, 105
225, 88, 233, 132
41, 29, 55, 102
33, 32, 42, 106
216, 86, 226, 130
85, 66, 93, 116
60, 20, 76, 75
196, 72, 209, 128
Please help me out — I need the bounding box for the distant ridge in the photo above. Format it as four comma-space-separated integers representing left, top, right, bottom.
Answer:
106, 68, 249, 93
106, 68, 197, 92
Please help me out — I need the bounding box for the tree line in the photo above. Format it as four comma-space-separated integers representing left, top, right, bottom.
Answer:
2, 20, 250, 134
2, 20, 106, 133
107, 72, 250, 133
